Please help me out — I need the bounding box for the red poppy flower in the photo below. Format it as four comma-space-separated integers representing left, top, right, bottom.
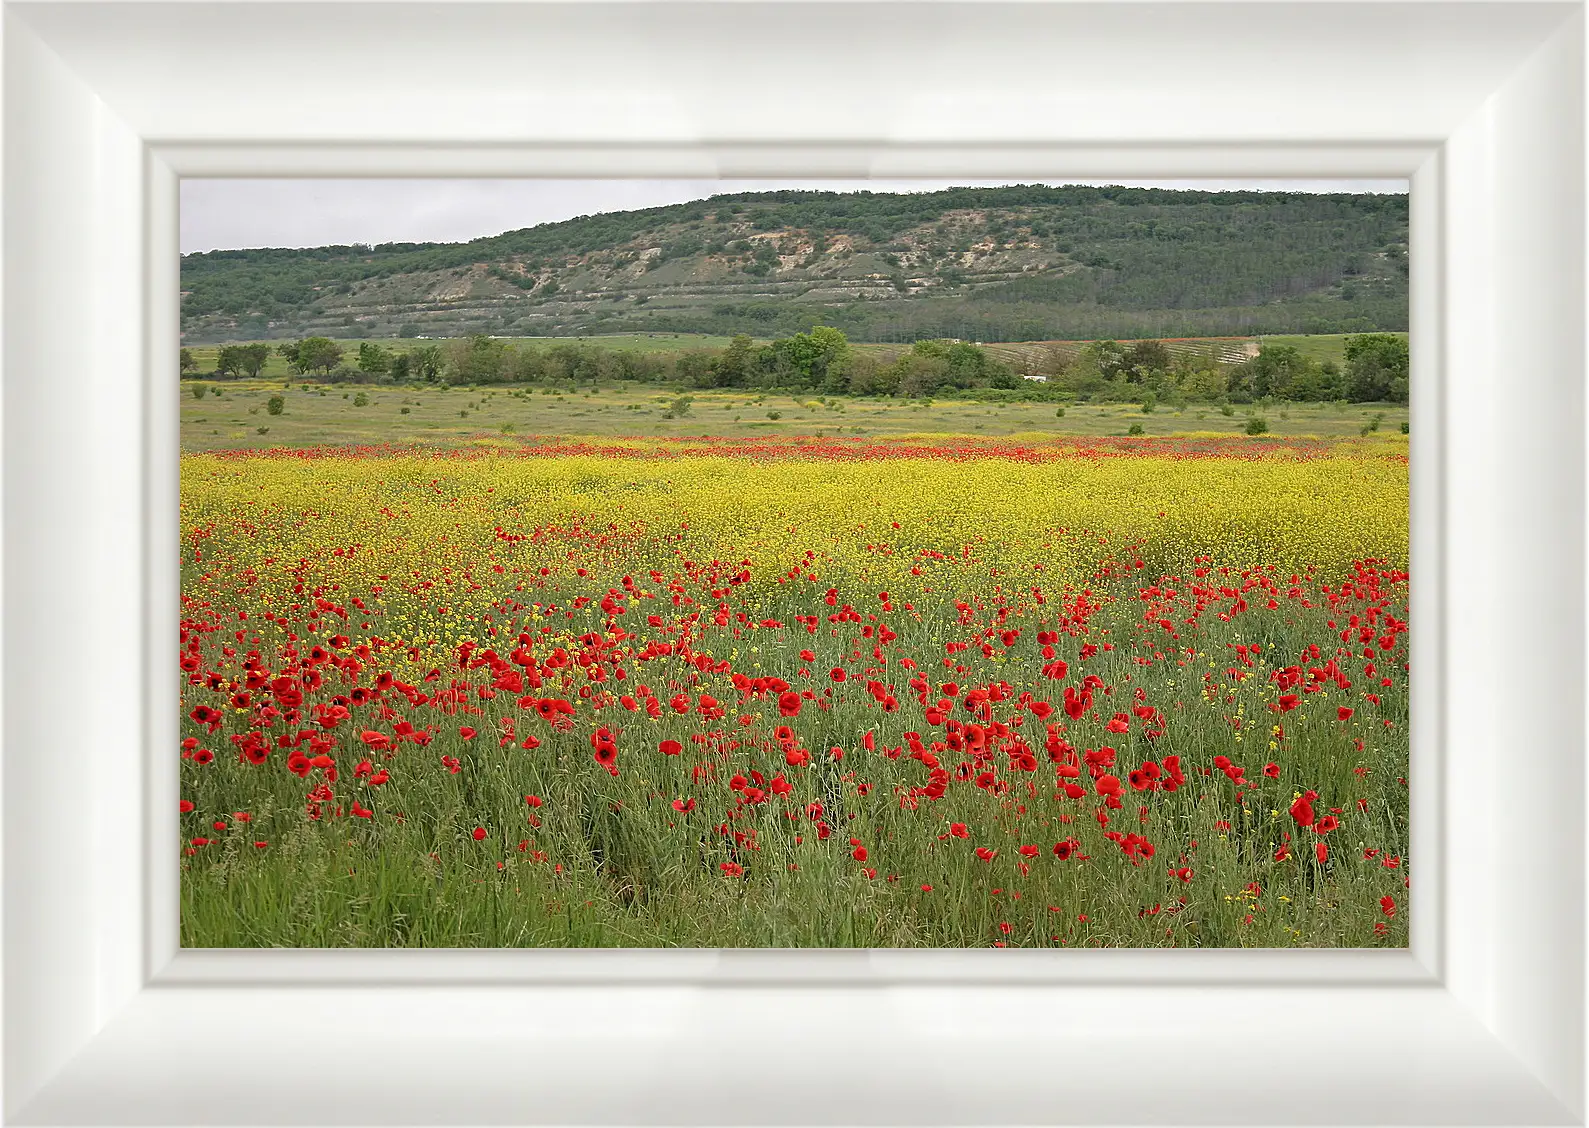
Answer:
459, 726, 477, 740
472, 826, 487, 841
1018, 845, 1039, 859
672, 798, 696, 813
777, 691, 802, 718
1337, 706, 1355, 721
1263, 762, 1281, 778
950, 823, 970, 838
720, 862, 743, 877
659, 739, 683, 757
1289, 794, 1316, 828
975, 847, 998, 862
1380, 895, 1396, 918
179, 799, 194, 814
1053, 839, 1079, 860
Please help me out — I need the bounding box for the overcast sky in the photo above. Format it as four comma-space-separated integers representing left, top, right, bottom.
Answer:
180, 178, 1409, 254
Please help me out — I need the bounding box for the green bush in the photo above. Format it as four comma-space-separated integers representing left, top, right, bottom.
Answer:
1400, 420, 1410, 434
191, 384, 208, 400
1245, 416, 1269, 435
255, 426, 269, 435
400, 406, 411, 415
1055, 406, 1066, 418
1219, 402, 1235, 417
767, 411, 782, 420
1127, 422, 1145, 436
265, 395, 285, 416
1141, 393, 1156, 414
353, 392, 370, 407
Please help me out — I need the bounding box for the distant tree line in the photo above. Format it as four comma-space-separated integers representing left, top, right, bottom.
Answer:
181, 328, 1408, 405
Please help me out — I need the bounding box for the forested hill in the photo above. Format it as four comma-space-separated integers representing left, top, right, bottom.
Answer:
180, 185, 1409, 344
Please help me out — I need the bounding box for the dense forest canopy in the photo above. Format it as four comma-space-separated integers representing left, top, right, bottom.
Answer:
181, 185, 1409, 344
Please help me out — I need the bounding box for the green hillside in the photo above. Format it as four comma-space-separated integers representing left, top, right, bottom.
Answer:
181, 185, 1409, 345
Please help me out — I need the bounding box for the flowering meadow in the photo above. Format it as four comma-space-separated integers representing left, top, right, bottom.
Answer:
180, 434, 1409, 947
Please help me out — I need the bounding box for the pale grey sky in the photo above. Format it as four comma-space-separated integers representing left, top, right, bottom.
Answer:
179, 178, 1409, 255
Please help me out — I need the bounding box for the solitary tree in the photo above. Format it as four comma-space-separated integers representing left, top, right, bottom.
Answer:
180, 347, 197, 376
214, 345, 244, 378
277, 341, 306, 375
357, 341, 393, 378
238, 342, 271, 379
295, 337, 344, 377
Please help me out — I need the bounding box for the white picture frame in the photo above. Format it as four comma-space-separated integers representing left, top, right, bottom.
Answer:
3, 0, 1582, 1122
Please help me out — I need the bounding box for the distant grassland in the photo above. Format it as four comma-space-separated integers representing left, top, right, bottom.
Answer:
182, 380, 1409, 453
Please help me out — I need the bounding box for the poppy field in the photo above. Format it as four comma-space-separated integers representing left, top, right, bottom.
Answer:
180, 434, 1410, 947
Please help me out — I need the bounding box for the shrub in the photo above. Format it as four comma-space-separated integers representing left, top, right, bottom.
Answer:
1141, 393, 1156, 414
1127, 422, 1145, 436
255, 426, 269, 435
400, 406, 411, 415
266, 395, 285, 416
767, 411, 782, 420
191, 384, 208, 400
1400, 420, 1410, 434
353, 392, 370, 407
1245, 416, 1269, 435
1219, 402, 1235, 417
1055, 406, 1066, 418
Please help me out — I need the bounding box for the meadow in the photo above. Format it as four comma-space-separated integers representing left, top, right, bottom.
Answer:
183, 379, 1408, 452
180, 434, 1409, 947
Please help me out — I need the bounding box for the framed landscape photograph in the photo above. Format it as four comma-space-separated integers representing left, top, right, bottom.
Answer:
4, 0, 1583, 1123
177, 176, 1413, 950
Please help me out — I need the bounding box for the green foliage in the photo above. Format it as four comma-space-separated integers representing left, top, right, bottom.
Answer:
446, 336, 511, 385
180, 347, 197, 375
191, 383, 208, 400
409, 344, 444, 384
265, 395, 285, 416
289, 337, 344, 377
357, 341, 392, 377
1344, 334, 1409, 403
1127, 422, 1145, 435
1245, 415, 1269, 435
353, 392, 370, 407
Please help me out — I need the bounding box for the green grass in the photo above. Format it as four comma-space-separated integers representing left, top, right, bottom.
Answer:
180, 537, 1409, 948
